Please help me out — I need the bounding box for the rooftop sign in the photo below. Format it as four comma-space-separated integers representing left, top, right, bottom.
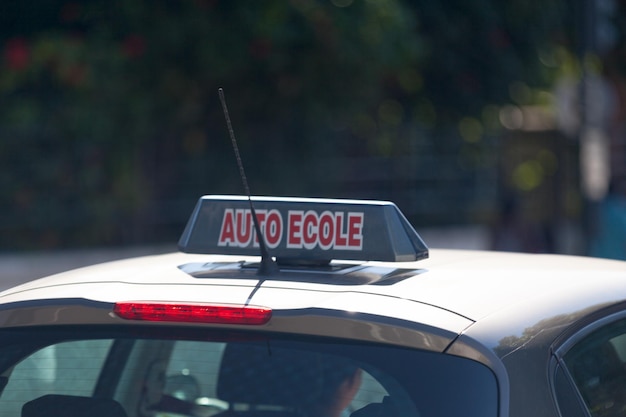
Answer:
178, 196, 428, 262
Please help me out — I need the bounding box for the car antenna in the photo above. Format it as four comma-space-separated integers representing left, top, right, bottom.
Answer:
218, 88, 279, 276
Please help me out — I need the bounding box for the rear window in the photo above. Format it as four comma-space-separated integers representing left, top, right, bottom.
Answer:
0, 326, 498, 417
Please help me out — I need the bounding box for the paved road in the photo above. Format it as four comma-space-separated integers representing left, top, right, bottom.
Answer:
0, 245, 177, 291
0, 226, 490, 291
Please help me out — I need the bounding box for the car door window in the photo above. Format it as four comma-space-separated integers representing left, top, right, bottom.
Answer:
562, 318, 626, 417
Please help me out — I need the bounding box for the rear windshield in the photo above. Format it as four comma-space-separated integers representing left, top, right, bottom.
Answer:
0, 326, 498, 417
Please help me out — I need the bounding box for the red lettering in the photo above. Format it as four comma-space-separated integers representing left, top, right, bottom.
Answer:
284, 209, 364, 252
318, 211, 334, 250
218, 209, 236, 246
219, 209, 286, 248
302, 211, 318, 249
334, 212, 348, 249
265, 210, 282, 248
347, 212, 363, 249
287, 211, 303, 248
252, 211, 267, 247
235, 209, 253, 247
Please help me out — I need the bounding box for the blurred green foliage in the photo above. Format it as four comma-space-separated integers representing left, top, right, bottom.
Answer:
0, 0, 619, 249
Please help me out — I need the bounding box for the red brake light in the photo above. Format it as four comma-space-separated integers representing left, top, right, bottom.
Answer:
113, 302, 272, 325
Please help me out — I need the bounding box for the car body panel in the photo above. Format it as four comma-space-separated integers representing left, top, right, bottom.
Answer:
1, 247, 626, 417
2, 248, 625, 367
4, 250, 626, 332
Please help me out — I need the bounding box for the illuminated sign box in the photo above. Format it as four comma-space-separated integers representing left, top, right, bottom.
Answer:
179, 196, 428, 262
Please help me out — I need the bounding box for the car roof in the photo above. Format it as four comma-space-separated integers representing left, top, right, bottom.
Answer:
2, 249, 626, 336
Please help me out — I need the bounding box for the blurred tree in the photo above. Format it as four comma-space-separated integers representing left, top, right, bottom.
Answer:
0, 0, 424, 248
406, 0, 572, 121
0, 0, 617, 250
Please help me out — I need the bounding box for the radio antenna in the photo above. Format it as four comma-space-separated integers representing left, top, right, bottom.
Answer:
218, 88, 278, 275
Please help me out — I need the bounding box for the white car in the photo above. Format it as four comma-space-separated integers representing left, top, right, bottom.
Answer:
1, 195, 625, 417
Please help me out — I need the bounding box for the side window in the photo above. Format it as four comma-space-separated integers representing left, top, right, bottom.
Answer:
0, 339, 113, 416
563, 319, 626, 417
553, 363, 588, 417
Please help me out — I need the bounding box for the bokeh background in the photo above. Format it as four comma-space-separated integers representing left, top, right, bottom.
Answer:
1, 0, 626, 271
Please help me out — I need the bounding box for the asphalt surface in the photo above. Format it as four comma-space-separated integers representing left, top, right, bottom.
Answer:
0, 245, 177, 291
0, 226, 489, 291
